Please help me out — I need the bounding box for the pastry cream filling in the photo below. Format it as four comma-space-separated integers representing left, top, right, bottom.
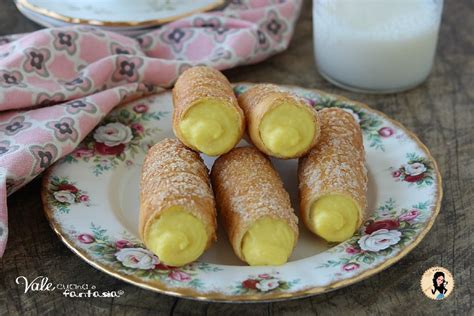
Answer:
242, 217, 295, 266
259, 102, 315, 157
179, 100, 241, 156
146, 206, 208, 266
310, 195, 359, 242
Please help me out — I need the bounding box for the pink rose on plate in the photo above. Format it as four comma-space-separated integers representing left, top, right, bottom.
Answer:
342, 263, 359, 271
404, 162, 427, 176
168, 270, 191, 282
392, 170, 401, 178
74, 148, 94, 158
78, 233, 94, 244
53, 190, 76, 204
133, 104, 149, 113
131, 123, 144, 134
115, 239, 133, 249
79, 195, 89, 202
378, 127, 394, 137
93, 122, 133, 147
115, 247, 158, 269
399, 209, 420, 222
345, 246, 361, 254
256, 279, 280, 292
258, 273, 272, 279
358, 229, 401, 252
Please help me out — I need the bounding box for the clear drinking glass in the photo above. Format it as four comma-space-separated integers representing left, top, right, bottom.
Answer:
313, 0, 444, 93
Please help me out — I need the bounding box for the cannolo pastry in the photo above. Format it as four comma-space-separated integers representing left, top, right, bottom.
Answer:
237, 84, 320, 159
298, 108, 367, 243
172, 66, 245, 156
139, 138, 217, 266
211, 147, 298, 266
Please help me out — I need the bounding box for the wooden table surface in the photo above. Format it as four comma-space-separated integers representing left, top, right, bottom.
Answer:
1, 1, 472, 315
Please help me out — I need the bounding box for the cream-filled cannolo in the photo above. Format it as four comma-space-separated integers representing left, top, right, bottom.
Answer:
238, 84, 320, 159
139, 138, 217, 266
211, 147, 298, 266
298, 108, 367, 242
172, 66, 245, 156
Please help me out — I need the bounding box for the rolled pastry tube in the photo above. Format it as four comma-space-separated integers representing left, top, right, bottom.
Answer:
211, 147, 298, 266
238, 84, 320, 159
172, 66, 245, 156
298, 108, 367, 243
139, 138, 217, 266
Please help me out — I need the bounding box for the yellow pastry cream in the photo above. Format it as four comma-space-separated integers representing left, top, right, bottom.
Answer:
242, 217, 295, 266
146, 206, 208, 266
179, 99, 241, 156
310, 194, 359, 242
259, 102, 315, 157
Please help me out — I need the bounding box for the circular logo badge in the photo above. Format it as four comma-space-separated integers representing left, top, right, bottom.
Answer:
420, 266, 454, 300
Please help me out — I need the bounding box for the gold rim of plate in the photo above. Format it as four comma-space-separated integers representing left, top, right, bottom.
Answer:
41, 84, 443, 302
16, 0, 226, 28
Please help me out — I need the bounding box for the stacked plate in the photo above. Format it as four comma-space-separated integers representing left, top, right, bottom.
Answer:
15, 0, 225, 36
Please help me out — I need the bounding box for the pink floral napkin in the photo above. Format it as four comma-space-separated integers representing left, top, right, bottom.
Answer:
0, 0, 302, 257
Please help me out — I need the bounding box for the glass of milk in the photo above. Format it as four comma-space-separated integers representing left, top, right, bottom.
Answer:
313, 0, 444, 93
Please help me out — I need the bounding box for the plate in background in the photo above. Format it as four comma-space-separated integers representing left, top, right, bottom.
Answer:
16, 4, 160, 36
16, 0, 225, 30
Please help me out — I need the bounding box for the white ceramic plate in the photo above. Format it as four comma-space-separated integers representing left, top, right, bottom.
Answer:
16, 5, 160, 36
42, 84, 442, 302
16, 5, 159, 36
16, 0, 225, 28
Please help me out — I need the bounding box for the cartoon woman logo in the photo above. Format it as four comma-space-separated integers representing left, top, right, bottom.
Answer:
421, 267, 454, 300
431, 271, 448, 300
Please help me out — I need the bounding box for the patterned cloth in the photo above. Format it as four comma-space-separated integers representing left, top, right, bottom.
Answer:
0, 0, 302, 256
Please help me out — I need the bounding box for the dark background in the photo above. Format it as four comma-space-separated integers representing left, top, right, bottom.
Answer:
0, 0, 472, 315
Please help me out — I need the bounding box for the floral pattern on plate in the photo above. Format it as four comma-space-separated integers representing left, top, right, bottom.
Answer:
390, 153, 435, 187
234, 272, 300, 294
46, 176, 90, 213
42, 85, 441, 301
71, 224, 221, 290
62, 103, 169, 176
317, 199, 431, 270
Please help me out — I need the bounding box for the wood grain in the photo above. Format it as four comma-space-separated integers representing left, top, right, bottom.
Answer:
0, 1, 472, 315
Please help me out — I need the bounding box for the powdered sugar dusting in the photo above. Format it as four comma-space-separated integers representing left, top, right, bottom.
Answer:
299, 108, 368, 221
211, 147, 299, 245
240, 84, 310, 107
140, 138, 216, 236
173, 66, 241, 119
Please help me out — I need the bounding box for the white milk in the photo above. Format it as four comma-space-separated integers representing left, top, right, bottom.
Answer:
313, 0, 443, 93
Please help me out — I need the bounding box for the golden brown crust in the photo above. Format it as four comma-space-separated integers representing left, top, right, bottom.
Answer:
139, 138, 217, 250
210, 147, 298, 262
237, 84, 320, 159
172, 66, 245, 154
298, 108, 368, 234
